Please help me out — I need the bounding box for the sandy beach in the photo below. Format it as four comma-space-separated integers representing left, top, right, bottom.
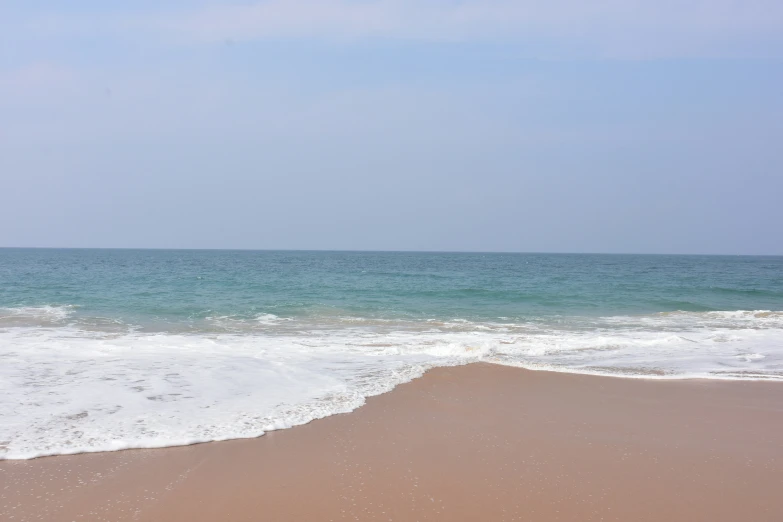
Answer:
2, 363, 782, 521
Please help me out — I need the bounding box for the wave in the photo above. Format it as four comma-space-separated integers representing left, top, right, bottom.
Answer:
1, 309, 781, 460
0, 305, 76, 327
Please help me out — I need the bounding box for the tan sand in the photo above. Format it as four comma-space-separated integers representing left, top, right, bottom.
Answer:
2, 363, 782, 521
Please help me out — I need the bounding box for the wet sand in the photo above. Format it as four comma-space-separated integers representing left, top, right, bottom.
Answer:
2, 363, 782, 521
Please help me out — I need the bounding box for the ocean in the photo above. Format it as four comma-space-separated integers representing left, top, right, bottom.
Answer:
1, 249, 781, 460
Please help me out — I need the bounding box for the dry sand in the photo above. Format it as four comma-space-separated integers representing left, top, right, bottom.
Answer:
2, 363, 782, 521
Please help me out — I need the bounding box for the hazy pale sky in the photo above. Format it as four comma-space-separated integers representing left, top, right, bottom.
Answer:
1, 1, 782, 254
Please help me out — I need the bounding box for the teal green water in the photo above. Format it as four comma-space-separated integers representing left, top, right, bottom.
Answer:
2, 249, 782, 328
1, 249, 782, 459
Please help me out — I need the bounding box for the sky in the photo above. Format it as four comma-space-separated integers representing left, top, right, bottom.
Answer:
1, 1, 782, 254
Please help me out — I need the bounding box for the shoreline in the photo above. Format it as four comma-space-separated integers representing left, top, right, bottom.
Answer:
2, 363, 782, 521
5, 361, 781, 463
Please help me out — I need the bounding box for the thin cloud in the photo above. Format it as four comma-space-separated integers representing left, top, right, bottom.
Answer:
6, 1, 783, 59
160, 0, 783, 58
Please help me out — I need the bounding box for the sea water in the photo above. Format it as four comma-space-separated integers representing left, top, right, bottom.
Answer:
1, 249, 781, 459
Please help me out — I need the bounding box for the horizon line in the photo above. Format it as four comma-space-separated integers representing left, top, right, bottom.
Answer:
0, 246, 780, 257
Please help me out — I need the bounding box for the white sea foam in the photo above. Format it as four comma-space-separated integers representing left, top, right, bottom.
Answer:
0, 305, 76, 326
1, 309, 781, 460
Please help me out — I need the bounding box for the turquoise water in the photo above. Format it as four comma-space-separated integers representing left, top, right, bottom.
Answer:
3, 249, 782, 326
1, 249, 782, 459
